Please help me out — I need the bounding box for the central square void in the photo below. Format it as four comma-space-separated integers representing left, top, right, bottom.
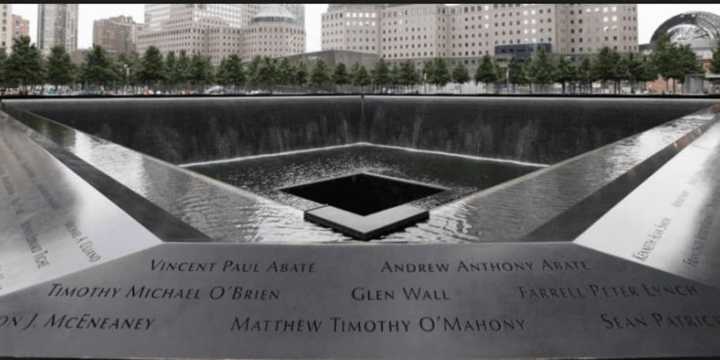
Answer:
281, 173, 444, 216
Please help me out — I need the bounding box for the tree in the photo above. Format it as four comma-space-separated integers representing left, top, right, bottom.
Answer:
276, 58, 293, 86
139, 46, 165, 88
527, 48, 555, 93
350, 63, 370, 89
652, 34, 676, 93
255, 56, 276, 89
5, 36, 45, 93
216, 54, 244, 91
163, 51, 178, 89
421, 60, 434, 92
389, 63, 401, 90
507, 57, 528, 92
622, 53, 644, 94
116, 52, 142, 92
310, 60, 331, 89
493, 61, 507, 93
712, 43, 720, 74
293, 61, 308, 86
332, 62, 349, 87
399, 61, 418, 90
474, 55, 497, 93
46, 46, 76, 91
428, 58, 450, 89
246, 55, 262, 86
578, 57, 593, 94
81, 45, 117, 91
554, 56, 576, 94
592, 47, 620, 93
175, 50, 192, 91
371, 59, 390, 91
189, 54, 214, 92
672, 44, 702, 94
451, 62, 470, 88
0, 49, 7, 89
637, 56, 658, 90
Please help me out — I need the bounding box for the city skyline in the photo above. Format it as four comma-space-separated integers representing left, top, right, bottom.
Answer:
8, 3, 720, 52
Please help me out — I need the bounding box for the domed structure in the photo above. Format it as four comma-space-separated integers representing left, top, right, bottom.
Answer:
252, 4, 296, 23
650, 11, 720, 58
244, 4, 305, 60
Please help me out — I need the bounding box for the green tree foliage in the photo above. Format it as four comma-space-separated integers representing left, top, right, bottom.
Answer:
81, 45, 117, 89
217, 55, 244, 89
371, 59, 390, 89
46, 45, 76, 89
451, 62, 470, 85
507, 58, 528, 90
622, 53, 646, 94
163, 51, 178, 88
174, 50, 192, 89
0, 49, 7, 88
712, 43, 720, 74
351, 63, 370, 88
276, 58, 293, 85
245, 56, 261, 86
310, 60, 331, 88
577, 57, 593, 93
422, 60, 434, 86
332, 62, 349, 86
114, 52, 141, 90
554, 56, 576, 94
672, 44, 702, 87
592, 47, 621, 93
389, 63, 401, 88
399, 61, 418, 87
527, 48, 555, 92
255, 57, 276, 89
5, 36, 45, 91
652, 34, 676, 92
429, 58, 450, 87
493, 61, 507, 93
293, 61, 308, 86
474, 55, 497, 92
139, 46, 165, 87
189, 54, 214, 90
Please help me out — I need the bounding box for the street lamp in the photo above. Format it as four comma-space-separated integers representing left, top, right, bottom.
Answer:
123, 64, 130, 95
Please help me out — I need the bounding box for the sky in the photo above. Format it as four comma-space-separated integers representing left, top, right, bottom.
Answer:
10, 4, 720, 52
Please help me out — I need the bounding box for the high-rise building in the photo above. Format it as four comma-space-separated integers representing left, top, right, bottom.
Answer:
93, 16, 143, 55
0, 4, 12, 52
138, 4, 304, 65
37, 4, 78, 54
322, 4, 639, 67
321, 4, 385, 55
281, 4, 306, 27
138, 4, 255, 65
12, 15, 30, 40
144, 4, 259, 31
244, 4, 305, 60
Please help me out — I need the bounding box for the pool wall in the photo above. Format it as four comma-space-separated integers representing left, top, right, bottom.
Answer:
8, 96, 715, 164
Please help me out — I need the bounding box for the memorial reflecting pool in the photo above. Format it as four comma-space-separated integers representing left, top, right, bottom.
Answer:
185, 144, 541, 212
4, 96, 717, 242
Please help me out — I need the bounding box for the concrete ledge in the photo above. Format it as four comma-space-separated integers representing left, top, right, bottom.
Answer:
305, 205, 429, 241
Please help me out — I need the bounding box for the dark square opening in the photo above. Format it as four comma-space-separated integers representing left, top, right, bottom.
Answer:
281, 173, 444, 216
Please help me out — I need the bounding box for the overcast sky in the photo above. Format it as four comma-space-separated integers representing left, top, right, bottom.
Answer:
11, 4, 720, 52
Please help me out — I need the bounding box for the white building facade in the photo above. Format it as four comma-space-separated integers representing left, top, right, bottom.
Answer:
244, 5, 305, 60
138, 4, 305, 65
0, 4, 12, 53
37, 4, 79, 54
322, 3, 639, 67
